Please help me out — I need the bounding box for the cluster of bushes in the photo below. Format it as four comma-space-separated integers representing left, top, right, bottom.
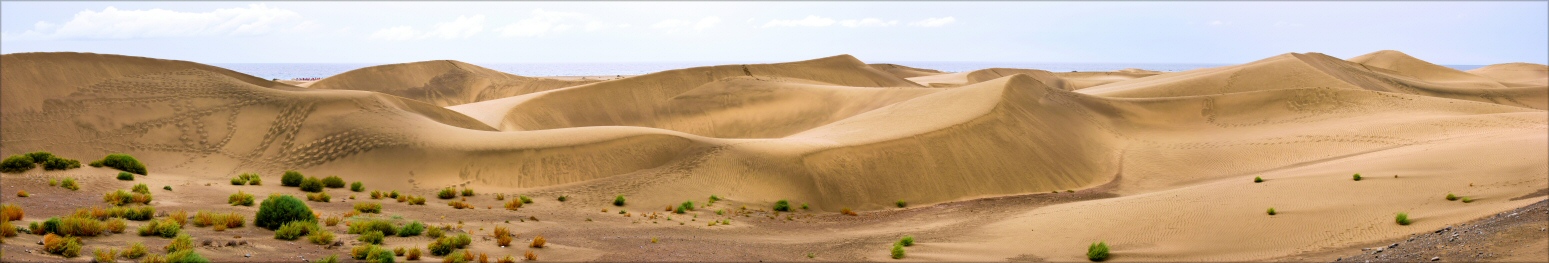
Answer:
0, 151, 83, 173
495, 226, 513, 247
58, 177, 80, 191
91, 154, 146, 175
42, 233, 83, 257
323, 176, 346, 189
307, 192, 332, 202
347, 218, 400, 237
136, 218, 182, 238
438, 188, 459, 199
229, 191, 256, 206
448, 200, 473, 209
675, 201, 694, 214
103, 189, 153, 206
354, 202, 382, 213
427, 234, 473, 256
350, 244, 394, 263
232, 173, 262, 185
191, 210, 245, 231
34, 216, 108, 237
71, 206, 154, 221
275, 221, 320, 240
505, 199, 523, 210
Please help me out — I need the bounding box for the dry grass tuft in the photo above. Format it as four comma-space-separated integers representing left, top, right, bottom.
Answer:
530, 235, 546, 248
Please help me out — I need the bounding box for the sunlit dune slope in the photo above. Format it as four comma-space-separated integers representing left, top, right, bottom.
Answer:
1469, 62, 1549, 87
307, 60, 597, 106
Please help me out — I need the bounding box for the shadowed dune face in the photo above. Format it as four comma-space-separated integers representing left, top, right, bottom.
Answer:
868, 63, 947, 78
307, 60, 597, 106
906, 68, 1074, 90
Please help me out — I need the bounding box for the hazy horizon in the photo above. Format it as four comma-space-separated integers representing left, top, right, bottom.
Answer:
3, 1, 1546, 65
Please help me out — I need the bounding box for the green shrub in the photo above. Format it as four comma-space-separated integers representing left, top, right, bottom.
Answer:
520, 195, 533, 204
307, 192, 331, 202
896, 200, 907, 208
1395, 213, 1411, 225
354, 202, 382, 213
461, 188, 474, 196
166, 233, 194, 252
132, 183, 151, 194
26, 152, 55, 163
322, 176, 345, 188
103, 189, 153, 205
1267, 208, 1276, 215
351, 182, 365, 192
388, 191, 399, 198
1254, 176, 1263, 183
0, 155, 34, 173
613, 195, 626, 206
899, 236, 914, 246
164, 248, 210, 263
229, 191, 255, 206
163, 185, 172, 191
1353, 173, 1362, 181
136, 218, 180, 238
890, 243, 905, 259
438, 188, 457, 199
1087, 242, 1110, 262
231, 176, 247, 185
427, 225, 444, 238
61, 177, 79, 191
95, 154, 147, 175
255, 195, 315, 230
308, 228, 335, 245
281, 170, 304, 187
1446, 193, 1458, 201
123, 242, 148, 259
359, 230, 385, 245
397, 221, 425, 237
774, 200, 791, 212
709, 195, 722, 202
300, 177, 324, 192
247, 174, 262, 185
55, 216, 105, 237
557, 195, 568, 202
117, 172, 136, 181
275, 221, 318, 240
42, 157, 81, 171
369, 247, 394, 263
428, 234, 472, 256
1461, 197, 1475, 203
678, 201, 694, 212
347, 218, 397, 236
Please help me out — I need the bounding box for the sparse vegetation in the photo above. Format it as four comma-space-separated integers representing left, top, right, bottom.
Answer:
505, 199, 523, 210
282, 170, 304, 186
890, 243, 905, 259
191, 211, 244, 230
1395, 212, 1411, 225
841, 208, 858, 216
230, 191, 256, 206
163, 185, 172, 191
347, 218, 399, 236
323, 176, 346, 188
16, 190, 28, 197
614, 195, 626, 206
407, 248, 422, 260
449, 201, 473, 209
1254, 176, 1263, 183
428, 234, 473, 256
677, 201, 694, 214
103, 189, 153, 205
137, 218, 182, 238
1087, 241, 1110, 262
61, 177, 79, 190
123, 242, 148, 259
256, 195, 316, 230
519, 195, 533, 204
439, 188, 458, 199
133, 183, 150, 194
355, 202, 383, 213
95, 154, 147, 175
165, 249, 210, 263
774, 200, 790, 212
351, 182, 365, 192
557, 195, 569, 202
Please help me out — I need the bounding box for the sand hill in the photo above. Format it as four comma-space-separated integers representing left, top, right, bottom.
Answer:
0, 51, 1543, 262
1469, 62, 1549, 87
868, 63, 948, 78
307, 60, 597, 106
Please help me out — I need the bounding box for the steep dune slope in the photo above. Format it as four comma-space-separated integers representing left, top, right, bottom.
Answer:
1080, 52, 1547, 109
448, 55, 925, 138
0, 52, 295, 113
307, 60, 597, 106
868, 63, 947, 78
1469, 62, 1549, 87
1347, 50, 1508, 90
1054, 69, 1163, 90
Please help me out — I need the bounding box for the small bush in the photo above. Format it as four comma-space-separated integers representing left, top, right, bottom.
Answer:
505, 199, 523, 210
557, 195, 568, 202
461, 188, 475, 196
347, 218, 398, 236
1087, 242, 1109, 262
1446, 193, 1458, 201
494, 226, 513, 247
439, 188, 457, 199
841, 208, 857, 216
774, 200, 791, 212
679, 201, 694, 212
389, 191, 400, 198
448, 201, 473, 209
166, 233, 194, 252
16, 190, 28, 197
165, 249, 210, 263
407, 248, 422, 260
168, 210, 187, 227
323, 176, 346, 188
351, 182, 365, 192
0, 155, 34, 173
132, 184, 150, 194
1267, 208, 1277, 215
56, 216, 106, 237
360, 230, 385, 245
899, 236, 914, 246
282, 170, 304, 186
410, 196, 427, 205
300, 177, 325, 192
427, 226, 444, 238
41, 157, 81, 171
1, 204, 22, 221
230, 191, 256, 206
308, 227, 336, 245
105, 218, 127, 233
43, 233, 83, 257
896, 200, 907, 208
890, 243, 905, 259
0, 219, 15, 237
308, 192, 332, 202
275, 221, 318, 240
1462, 197, 1475, 203
95, 154, 147, 175
137, 218, 181, 238
104, 189, 153, 206
428, 234, 471, 256
397, 221, 425, 237
61, 177, 80, 191
247, 174, 262, 185
120, 172, 137, 181
1254, 176, 1264, 183
319, 255, 341, 263
355, 202, 383, 213
163, 185, 172, 191
530, 235, 546, 248
1353, 173, 1362, 181
256, 195, 316, 230
1395, 213, 1411, 225
525, 251, 537, 261
613, 195, 626, 206
123, 242, 149, 259
231, 176, 247, 185
26, 152, 56, 163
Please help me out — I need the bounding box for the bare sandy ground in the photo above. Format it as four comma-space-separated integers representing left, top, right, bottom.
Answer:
0, 51, 1545, 262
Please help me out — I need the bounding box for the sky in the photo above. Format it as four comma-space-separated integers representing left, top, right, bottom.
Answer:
1, 1, 1546, 65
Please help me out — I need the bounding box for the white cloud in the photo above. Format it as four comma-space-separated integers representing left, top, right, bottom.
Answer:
1, 4, 305, 41
495, 9, 594, 37
840, 18, 898, 28
908, 16, 956, 27
652, 16, 720, 32
370, 15, 486, 41
763, 15, 836, 28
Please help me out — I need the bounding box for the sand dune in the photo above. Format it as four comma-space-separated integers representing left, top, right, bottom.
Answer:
1, 51, 1544, 262
868, 63, 947, 78
307, 60, 597, 106
1469, 62, 1549, 87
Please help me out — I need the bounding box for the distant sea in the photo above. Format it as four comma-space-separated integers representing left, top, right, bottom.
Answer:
212, 62, 1488, 80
